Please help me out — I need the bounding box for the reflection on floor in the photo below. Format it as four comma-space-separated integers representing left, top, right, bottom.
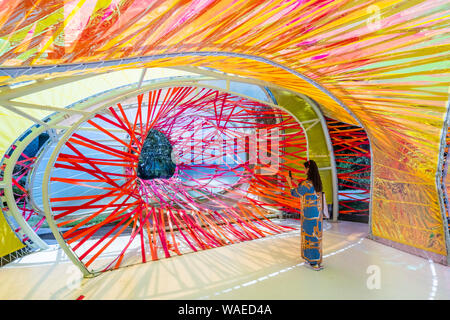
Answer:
1, 220, 449, 300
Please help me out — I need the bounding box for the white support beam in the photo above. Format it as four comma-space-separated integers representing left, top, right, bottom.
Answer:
0, 102, 49, 128
1, 100, 90, 115
137, 68, 147, 88
1, 129, 50, 250
0, 73, 102, 101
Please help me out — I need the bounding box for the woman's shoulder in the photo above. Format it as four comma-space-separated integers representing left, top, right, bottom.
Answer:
299, 179, 313, 188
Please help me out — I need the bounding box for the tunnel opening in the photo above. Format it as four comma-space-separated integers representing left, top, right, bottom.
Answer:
137, 129, 176, 180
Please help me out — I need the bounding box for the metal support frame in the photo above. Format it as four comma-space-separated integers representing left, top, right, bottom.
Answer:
137, 68, 147, 88
262, 85, 336, 217
303, 119, 320, 132
0, 102, 49, 128
39, 80, 310, 276
175, 65, 358, 223
0, 246, 32, 267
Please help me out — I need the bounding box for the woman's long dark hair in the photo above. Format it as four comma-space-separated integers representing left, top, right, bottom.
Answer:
304, 160, 323, 193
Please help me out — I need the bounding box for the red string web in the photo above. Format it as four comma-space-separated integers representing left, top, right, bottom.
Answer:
325, 117, 371, 221
48, 87, 307, 272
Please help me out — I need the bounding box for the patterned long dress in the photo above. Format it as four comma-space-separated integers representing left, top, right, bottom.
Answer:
291, 180, 323, 265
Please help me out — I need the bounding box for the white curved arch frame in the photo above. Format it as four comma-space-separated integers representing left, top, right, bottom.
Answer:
0, 74, 313, 256
0, 126, 49, 250
1, 51, 371, 224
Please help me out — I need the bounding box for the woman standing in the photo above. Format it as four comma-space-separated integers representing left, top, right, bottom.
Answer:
286, 160, 324, 271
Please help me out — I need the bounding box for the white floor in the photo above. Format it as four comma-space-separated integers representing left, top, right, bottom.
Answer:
1, 220, 450, 300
